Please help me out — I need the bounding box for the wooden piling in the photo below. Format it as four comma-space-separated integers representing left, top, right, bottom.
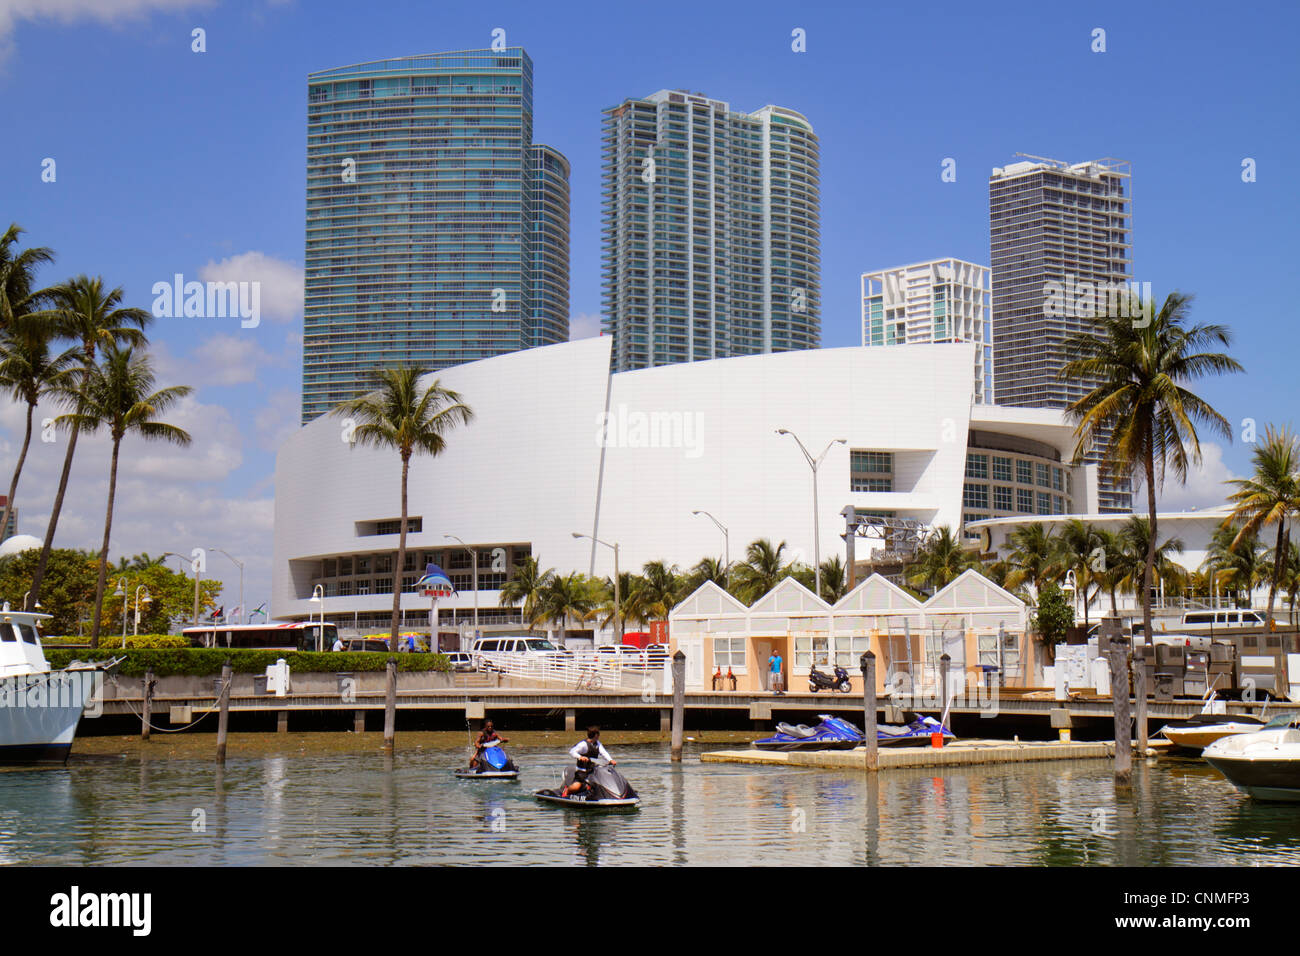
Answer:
939, 653, 951, 711
861, 651, 878, 772
1108, 637, 1132, 785
383, 657, 397, 754
215, 659, 231, 765
277, 710, 289, 734
671, 650, 685, 762
1134, 651, 1148, 753
353, 710, 365, 733
141, 667, 154, 741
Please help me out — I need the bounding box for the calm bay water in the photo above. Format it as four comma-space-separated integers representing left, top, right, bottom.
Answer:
2, 734, 1299, 866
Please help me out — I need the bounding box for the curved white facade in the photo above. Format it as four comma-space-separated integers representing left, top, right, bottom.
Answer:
272, 337, 1081, 632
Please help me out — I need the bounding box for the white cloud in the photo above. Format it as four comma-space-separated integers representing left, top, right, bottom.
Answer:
154, 333, 277, 388
0, 0, 211, 60
252, 387, 299, 453
569, 312, 603, 340
199, 251, 303, 324
1156, 441, 1241, 512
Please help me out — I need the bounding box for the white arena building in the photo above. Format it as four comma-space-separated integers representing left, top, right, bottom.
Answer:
273, 336, 1106, 643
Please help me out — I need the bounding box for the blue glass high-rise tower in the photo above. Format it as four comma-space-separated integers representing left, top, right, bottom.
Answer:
302, 49, 570, 422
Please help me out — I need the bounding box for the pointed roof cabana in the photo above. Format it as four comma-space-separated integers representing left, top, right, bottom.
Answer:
669, 580, 750, 633
925, 569, 1027, 629
747, 577, 831, 634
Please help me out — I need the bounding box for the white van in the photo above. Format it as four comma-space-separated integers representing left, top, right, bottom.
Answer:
1180, 610, 1265, 631
470, 636, 567, 671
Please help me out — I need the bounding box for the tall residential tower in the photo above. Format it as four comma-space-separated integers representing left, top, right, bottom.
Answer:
601, 90, 820, 371
989, 156, 1133, 511
861, 258, 993, 404
302, 49, 570, 422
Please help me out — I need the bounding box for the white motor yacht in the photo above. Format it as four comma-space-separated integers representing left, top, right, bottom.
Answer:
1204, 717, 1300, 801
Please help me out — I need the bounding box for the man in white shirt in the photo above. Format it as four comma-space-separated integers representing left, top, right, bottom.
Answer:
331, 635, 344, 652
559, 727, 615, 798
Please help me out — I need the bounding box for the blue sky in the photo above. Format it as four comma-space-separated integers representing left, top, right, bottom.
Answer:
1, 0, 1296, 617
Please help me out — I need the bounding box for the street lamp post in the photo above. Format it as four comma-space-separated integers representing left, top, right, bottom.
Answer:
573, 532, 620, 642
209, 547, 245, 625
113, 577, 129, 644
310, 584, 325, 652
691, 510, 730, 588
776, 430, 847, 599
444, 534, 479, 640
133, 585, 151, 638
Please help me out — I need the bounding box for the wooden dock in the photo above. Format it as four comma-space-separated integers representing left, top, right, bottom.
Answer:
700, 739, 1117, 771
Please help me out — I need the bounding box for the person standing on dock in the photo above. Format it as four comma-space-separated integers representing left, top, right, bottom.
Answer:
769, 650, 784, 695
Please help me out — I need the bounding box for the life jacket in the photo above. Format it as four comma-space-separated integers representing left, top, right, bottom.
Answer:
583, 738, 602, 762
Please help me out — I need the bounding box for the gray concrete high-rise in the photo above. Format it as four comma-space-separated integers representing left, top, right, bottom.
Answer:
989, 156, 1133, 511
302, 49, 570, 422
602, 90, 820, 371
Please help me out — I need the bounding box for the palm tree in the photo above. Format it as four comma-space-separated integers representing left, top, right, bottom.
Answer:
1057, 519, 1104, 628
686, 556, 729, 593
1004, 523, 1061, 595
535, 572, 599, 646
818, 555, 848, 603
1203, 523, 1266, 608
0, 319, 77, 542
1278, 541, 1300, 625
59, 345, 191, 645
1061, 290, 1242, 644
731, 538, 791, 604
627, 560, 684, 622
591, 571, 643, 632
1091, 528, 1127, 615
27, 276, 151, 604
905, 526, 972, 594
332, 368, 473, 650
0, 224, 54, 332
498, 555, 553, 632
1224, 425, 1300, 623
1116, 516, 1187, 606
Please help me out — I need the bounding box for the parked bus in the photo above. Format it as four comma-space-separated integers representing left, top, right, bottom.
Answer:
182, 622, 337, 651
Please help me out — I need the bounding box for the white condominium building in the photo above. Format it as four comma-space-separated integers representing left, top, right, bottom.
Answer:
861, 258, 993, 403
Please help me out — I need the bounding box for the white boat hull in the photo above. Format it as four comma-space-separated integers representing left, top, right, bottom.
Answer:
0, 670, 95, 764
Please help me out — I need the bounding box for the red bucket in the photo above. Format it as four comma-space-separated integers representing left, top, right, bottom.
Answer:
930, 731, 944, 749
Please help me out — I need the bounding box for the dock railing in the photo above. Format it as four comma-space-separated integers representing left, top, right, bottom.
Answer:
474, 651, 664, 693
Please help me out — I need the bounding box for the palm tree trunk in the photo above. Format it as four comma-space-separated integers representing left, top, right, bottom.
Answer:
391, 453, 410, 653
1266, 521, 1286, 623
89, 437, 121, 647
0, 401, 34, 544
1109, 585, 1118, 616
1142, 442, 1158, 646
29, 420, 80, 604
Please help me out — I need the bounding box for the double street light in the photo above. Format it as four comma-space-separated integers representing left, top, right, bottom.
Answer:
208, 547, 245, 625
573, 532, 621, 641
691, 510, 729, 588
776, 430, 847, 600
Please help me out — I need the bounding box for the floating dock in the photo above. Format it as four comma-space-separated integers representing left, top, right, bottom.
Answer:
700, 739, 1116, 771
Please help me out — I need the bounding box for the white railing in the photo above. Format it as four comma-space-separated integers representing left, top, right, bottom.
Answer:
475, 652, 666, 693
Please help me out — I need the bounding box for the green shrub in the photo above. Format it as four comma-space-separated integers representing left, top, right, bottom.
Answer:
43, 648, 453, 679
43, 633, 188, 649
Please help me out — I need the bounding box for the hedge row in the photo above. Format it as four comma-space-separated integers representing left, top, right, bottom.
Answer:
44, 648, 453, 678
43, 634, 188, 649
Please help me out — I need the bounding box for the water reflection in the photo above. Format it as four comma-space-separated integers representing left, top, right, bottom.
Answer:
0, 745, 1296, 865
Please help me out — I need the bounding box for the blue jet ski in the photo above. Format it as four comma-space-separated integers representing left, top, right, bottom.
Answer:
453, 740, 520, 780
877, 714, 955, 747
753, 714, 955, 750
754, 715, 864, 751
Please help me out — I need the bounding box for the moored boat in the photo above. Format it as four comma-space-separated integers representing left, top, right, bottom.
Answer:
1203, 718, 1300, 801
0, 604, 118, 765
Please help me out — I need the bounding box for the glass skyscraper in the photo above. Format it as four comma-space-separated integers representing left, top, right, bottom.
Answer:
302, 49, 570, 422
989, 156, 1133, 512
601, 90, 820, 372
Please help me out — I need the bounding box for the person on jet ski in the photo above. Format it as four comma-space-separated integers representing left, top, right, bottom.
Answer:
559, 726, 616, 798
469, 720, 509, 769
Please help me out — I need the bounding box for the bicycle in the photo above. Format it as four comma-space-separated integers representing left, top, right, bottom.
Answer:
576, 668, 603, 692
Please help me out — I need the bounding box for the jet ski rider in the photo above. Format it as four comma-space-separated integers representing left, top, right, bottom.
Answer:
559, 726, 616, 798
470, 720, 508, 769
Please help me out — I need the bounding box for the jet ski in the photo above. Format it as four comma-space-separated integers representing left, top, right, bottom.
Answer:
753, 713, 954, 750
534, 763, 641, 809
753, 715, 864, 751
877, 714, 954, 747
453, 739, 520, 779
